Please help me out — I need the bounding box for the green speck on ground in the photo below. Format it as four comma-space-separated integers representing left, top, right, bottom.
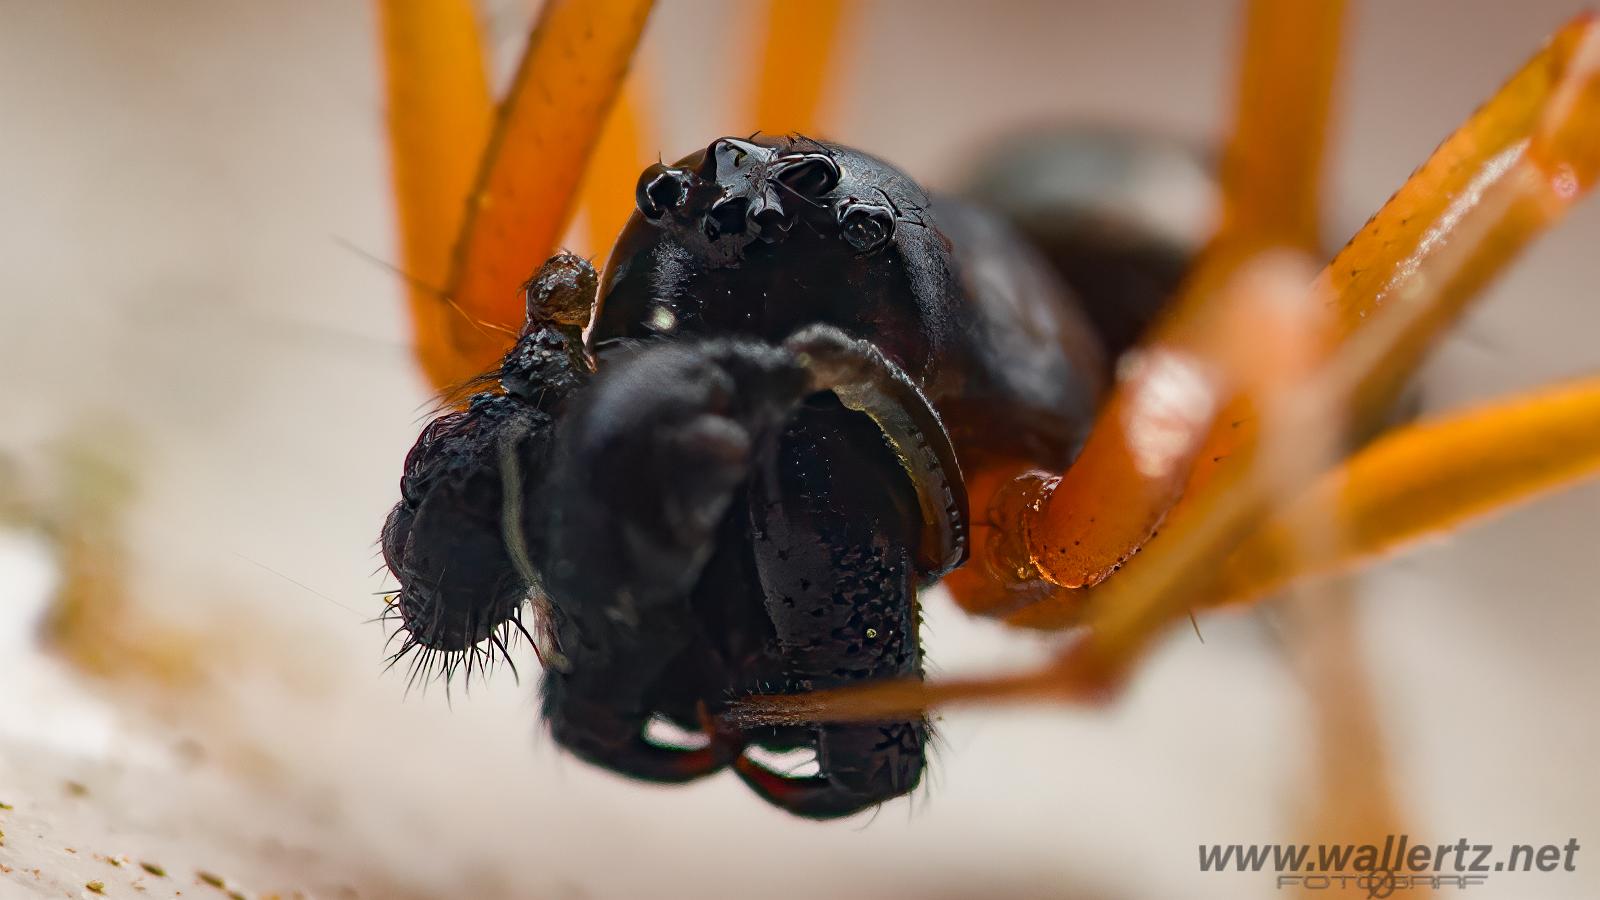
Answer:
139, 862, 167, 877
197, 870, 225, 888
86, 881, 106, 894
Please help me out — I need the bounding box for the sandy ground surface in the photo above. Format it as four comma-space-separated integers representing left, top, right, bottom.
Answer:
1, 1, 1597, 898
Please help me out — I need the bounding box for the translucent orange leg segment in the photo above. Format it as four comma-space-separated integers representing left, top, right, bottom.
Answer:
1008, 11, 1600, 629
947, 0, 1347, 611
1186, 11, 1600, 493
994, 11, 1600, 620
1217, 0, 1345, 252
1209, 375, 1600, 609
375, 0, 493, 393
434, 0, 655, 389
749, 0, 853, 136
732, 14, 1600, 724
1289, 581, 1410, 850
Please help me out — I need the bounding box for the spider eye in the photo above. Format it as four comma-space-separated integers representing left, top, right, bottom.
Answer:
772, 153, 841, 196
698, 137, 752, 181
837, 201, 896, 253
705, 196, 749, 240
751, 195, 794, 243
636, 164, 691, 219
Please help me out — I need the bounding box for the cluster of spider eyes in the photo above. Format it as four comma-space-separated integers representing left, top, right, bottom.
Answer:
633, 139, 896, 253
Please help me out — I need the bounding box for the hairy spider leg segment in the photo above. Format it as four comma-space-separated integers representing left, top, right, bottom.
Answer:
379, 254, 601, 687
944, 0, 1348, 610
375, 0, 493, 394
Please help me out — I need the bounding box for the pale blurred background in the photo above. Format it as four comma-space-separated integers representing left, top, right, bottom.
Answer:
0, 1, 1597, 898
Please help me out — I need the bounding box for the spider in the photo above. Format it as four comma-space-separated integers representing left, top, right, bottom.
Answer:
373, 0, 1600, 820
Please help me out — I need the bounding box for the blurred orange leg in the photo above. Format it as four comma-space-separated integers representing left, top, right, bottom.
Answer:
1218, 0, 1345, 251
374, 0, 492, 393
1210, 375, 1600, 608
1001, 12, 1600, 618
1186, 11, 1600, 493
749, 0, 852, 136
439, 0, 655, 388
969, 0, 1346, 599
579, 79, 654, 259
1012, 12, 1600, 629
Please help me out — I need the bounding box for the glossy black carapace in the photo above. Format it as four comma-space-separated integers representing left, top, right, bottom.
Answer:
380, 133, 1202, 818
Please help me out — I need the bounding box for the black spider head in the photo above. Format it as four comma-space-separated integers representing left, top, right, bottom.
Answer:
600, 135, 949, 380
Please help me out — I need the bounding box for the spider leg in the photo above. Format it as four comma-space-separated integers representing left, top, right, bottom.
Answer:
400, 0, 654, 392
748, 0, 853, 136
948, 0, 1348, 606
578, 80, 654, 257
1208, 375, 1600, 609
375, 0, 493, 392
1215, 0, 1345, 253
1183, 10, 1600, 500
983, 11, 1600, 607
1008, 12, 1600, 627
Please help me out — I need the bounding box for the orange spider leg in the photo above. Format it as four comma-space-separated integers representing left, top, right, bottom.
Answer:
1186, 10, 1600, 497
1010, 10, 1600, 628
998, 11, 1600, 619
1214, 0, 1344, 253
431, 0, 655, 391
1209, 375, 1600, 609
734, 12, 1600, 725
578, 79, 654, 259
948, 0, 1347, 615
749, 0, 853, 136
375, 0, 493, 393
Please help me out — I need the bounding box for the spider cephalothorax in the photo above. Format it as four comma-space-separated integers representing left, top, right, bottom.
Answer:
380, 126, 1150, 816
